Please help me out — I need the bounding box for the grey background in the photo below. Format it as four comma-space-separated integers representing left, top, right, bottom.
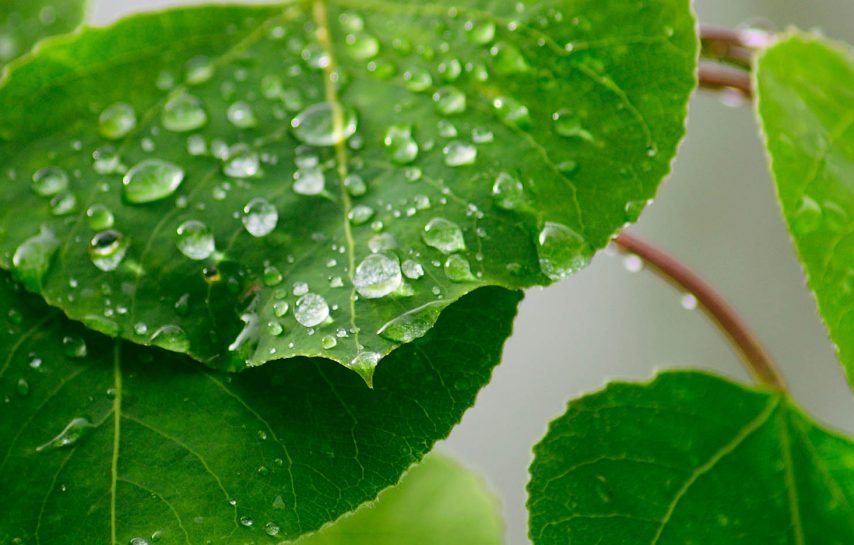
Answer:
86, 1, 854, 543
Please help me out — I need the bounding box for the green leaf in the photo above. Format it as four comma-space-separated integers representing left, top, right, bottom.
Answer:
528, 371, 854, 544
0, 0, 697, 377
295, 453, 504, 545
0, 269, 521, 544
756, 34, 854, 389
0, 0, 87, 70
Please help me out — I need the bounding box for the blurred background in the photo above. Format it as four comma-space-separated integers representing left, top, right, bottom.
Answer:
85, 1, 854, 543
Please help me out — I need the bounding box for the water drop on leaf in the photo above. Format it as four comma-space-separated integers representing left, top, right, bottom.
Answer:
36, 417, 95, 452
12, 226, 59, 291
537, 222, 592, 280
291, 102, 357, 147
31, 166, 69, 197
123, 159, 185, 204
378, 301, 445, 343
242, 198, 278, 237
354, 253, 403, 299
150, 324, 190, 352
162, 93, 208, 132
99, 102, 137, 140
294, 293, 330, 327
423, 218, 466, 254
89, 230, 129, 272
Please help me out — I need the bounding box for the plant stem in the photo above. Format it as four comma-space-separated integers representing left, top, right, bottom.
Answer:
699, 62, 753, 99
613, 232, 787, 391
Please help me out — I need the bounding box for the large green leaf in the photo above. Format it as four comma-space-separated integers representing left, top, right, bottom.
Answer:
528, 371, 854, 545
0, 0, 697, 378
295, 453, 504, 545
756, 34, 854, 388
0, 269, 521, 544
0, 0, 87, 70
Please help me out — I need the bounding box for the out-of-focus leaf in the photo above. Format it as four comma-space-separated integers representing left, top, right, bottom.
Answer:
0, 0, 87, 71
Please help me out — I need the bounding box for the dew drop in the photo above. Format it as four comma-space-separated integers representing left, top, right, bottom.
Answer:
403, 68, 433, 92
264, 522, 281, 537
465, 20, 496, 44
321, 335, 337, 349
162, 93, 208, 132
492, 172, 525, 210
150, 324, 190, 352
354, 253, 403, 298
345, 32, 380, 59
123, 159, 185, 204
16, 378, 29, 396
423, 218, 466, 254
129, 538, 150, 545
537, 222, 592, 280
552, 110, 593, 141
432, 86, 467, 115
12, 226, 59, 291
273, 301, 289, 317
176, 220, 215, 260
291, 102, 357, 147
490, 42, 529, 74
493, 96, 531, 129
294, 166, 326, 195
344, 174, 367, 196
349, 351, 380, 384
89, 230, 129, 272
348, 205, 375, 225
402, 259, 424, 279
242, 198, 278, 237
99, 102, 137, 140
50, 191, 78, 216
223, 145, 260, 178
792, 195, 822, 235
294, 293, 330, 327
36, 417, 95, 452
184, 55, 213, 84
239, 516, 254, 528
368, 233, 397, 253
384, 125, 419, 165
32, 166, 69, 197
93, 146, 122, 175
378, 301, 445, 342
227, 101, 258, 129
443, 141, 477, 167
681, 293, 698, 310
624, 199, 649, 223
444, 254, 476, 282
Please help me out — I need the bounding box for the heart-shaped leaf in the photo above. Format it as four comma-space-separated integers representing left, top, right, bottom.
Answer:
0, 270, 521, 544
0, 1, 697, 378
756, 33, 854, 389
0, 0, 86, 70
295, 453, 504, 545
528, 372, 854, 544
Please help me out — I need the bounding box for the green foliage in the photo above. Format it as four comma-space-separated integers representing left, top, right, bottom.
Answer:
0, 269, 521, 544
756, 34, 854, 388
295, 453, 504, 545
0, 0, 697, 379
0, 0, 86, 70
528, 371, 854, 545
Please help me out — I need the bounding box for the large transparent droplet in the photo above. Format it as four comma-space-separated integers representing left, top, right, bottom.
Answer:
12, 226, 59, 291
291, 102, 358, 147
294, 167, 326, 195
537, 222, 593, 280
294, 293, 330, 327
223, 146, 260, 179
345, 32, 380, 59
176, 220, 215, 260
402, 259, 424, 279
378, 301, 445, 343
150, 324, 190, 352
492, 172, 526, 210
89, 230, 129, 272
32, 166, 69, 197
432, 86, 467, 115
354, 253, 403, 299
444, 254, 476, 282
384, 125, 419, 165
443, 142, 477, 167
123, 159, 185, 204
99, 102, 137, 140
36, 417, 95, 452
423, 218, 466, 254
162, 93, 208, 133
242, 198, 278, 237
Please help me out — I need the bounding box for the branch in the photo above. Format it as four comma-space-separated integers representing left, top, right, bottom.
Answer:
613, 232, 786, 391
699, 62, 753, 99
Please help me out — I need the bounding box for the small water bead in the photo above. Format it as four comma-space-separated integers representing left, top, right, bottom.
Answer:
263, 266, 283, 287
552, 110, 593, 141
681, 293, 698, 310
378, 301, 445, 342
368, 233, 397, 253
187, 135, 207, 156
423, 218, 466, 254
273, 301, 289, 317
93, 146, 122, 175
384, 125, 419, 165
494, 96, 531, 129
403, 68, 432, 92
492, 172, 526, 210
792, 195, 823, 235
264, 521, 282, 537
537, 222, 593, 280
176, 220, 215, 260
32, 166, 69, 196
294, 293, 330, 327
129, 538, 150, 545
444, 254, 476, 282
150, 324, 190, 352
345, 32, 379, 59
405, 167, 423, 182
624, 199, 650, 223
162, 93, 208, 132
349, 351, 380, 383
490, 41, 530, 74
50, 191, 78, 216
12, 226, 59, 291
16, 377, 29, 396
36, 417, 95, 452
437, 57, 462, 82
354, 253, 403, 298
414, 194, 431, 210
227, 101, 258, 129
242, 198, 278, 237
443, 141, 477, 167
433, 86, 466, 115
294, 166, 326, 195
293, 282, 310, 296
465, 19, 496, 44
438, 120, 458, 138
89, 230, 129, 272
266, 320, 284, 336
185, 55, 214, 84
302, 43, 330, 69
98, 102, 137, 140
123, 159, 185, 204
292, 102, 358, 147
348, 205, 375, 225
223, 146, 260, 178
472, 128, 494, 143
175, 293, 191, 316
321, 335, 338, 349
64, 335, 90, 358
0, 32, 18, 62
239, 516, 254, 528
623, 254, 643, 273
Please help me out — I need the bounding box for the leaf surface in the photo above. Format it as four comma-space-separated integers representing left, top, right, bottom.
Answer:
295, 453, 504, 545
756, 34, 854, 388
528, 371, 854, 545
0, 271, 521, 544
0, 0, 87, 70
0, 0, 697, 376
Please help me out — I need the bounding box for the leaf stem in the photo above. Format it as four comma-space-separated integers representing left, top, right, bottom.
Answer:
699, 62, 753, 99
613, 231, 787, 391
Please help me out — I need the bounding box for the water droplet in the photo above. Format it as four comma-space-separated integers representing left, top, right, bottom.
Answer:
176, 220, 215, 260
345, 32, 379, 59
273, 301, 289, 317
16, 378, 29, 396
293, 282, 310, 296
150, 324, 190, 352
792, 195, 822, 235
465, 20, 496, 44
294, 166, 326, 195
444, 254, 476, 282
321, 335, 337, 349
32, 166, 69, 197
294, 293, 330, 327
402, 259, 424, 279
98, 102, 137, 140
443, 141, 477, 167
537, 222, 592, 280
239, 516, 254, 528
438, 120, 458, 138
433, 86, 466, 115
624, 199, 649, 223
349, 351, 380, 385
227, 101, 258, 129
162, 93, 208, 132
384, 125, 419, 165
490, 42, 529, 74
354, 253, 402, 298
493, 96, 531, 129
368, 233, 397, 253
223, 145, 260, 178
12, 226, 59, 291
423, 218, 466, 254
344, 174, 367, 196
185, 55, 214, 84
50, 191, 78, 216
36, 417, 95, 452
242, 198, 278, 237
129, 537, 149, 545
123, 159, 185, 204
622, 254, 643, 273
552, 110, 593, 141
263, 266, 283, 287
378, 301, 445, 342
89, 230, 129, 272
175, 293, 191, 316
403, 68, 432, 92
348, 205, 375, 225
681, 293, 698, 310
492, 172, 526, 210
93, 146, 122, 175
291, 102, 357, 147
438, 57, 462, 82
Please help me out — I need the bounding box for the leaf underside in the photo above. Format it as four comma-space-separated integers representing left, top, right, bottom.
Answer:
0, 270, 521, 544
527, 371, 854, 545
0, 0, 697, 377
0, 0, 87, 71
756, 33, 854, 390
